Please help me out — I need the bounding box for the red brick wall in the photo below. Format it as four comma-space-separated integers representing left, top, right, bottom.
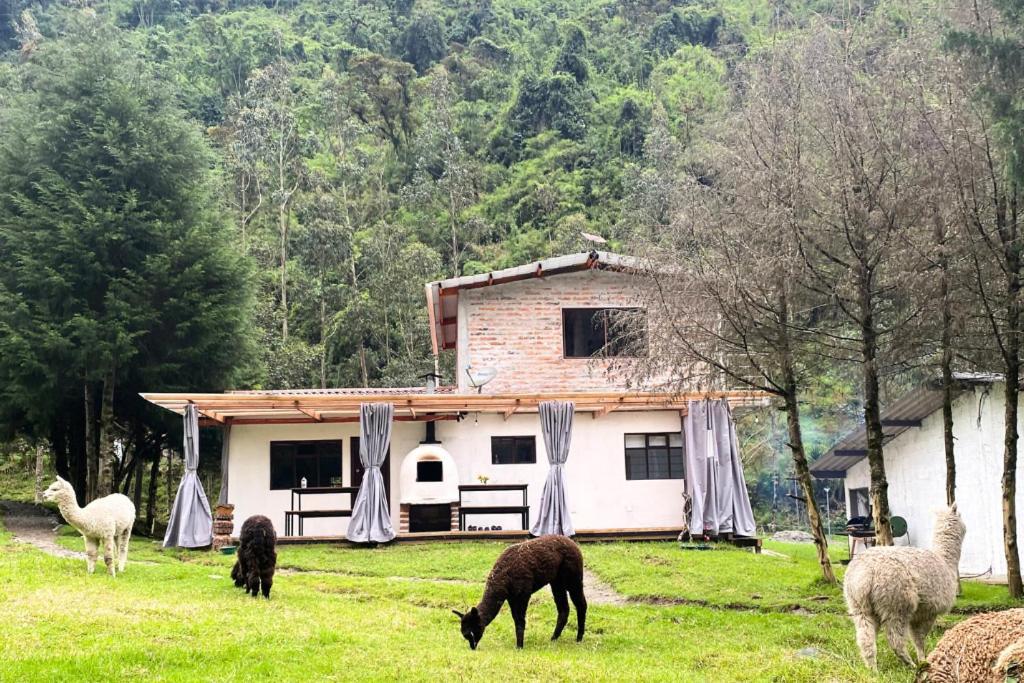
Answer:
458, 270, 644, 393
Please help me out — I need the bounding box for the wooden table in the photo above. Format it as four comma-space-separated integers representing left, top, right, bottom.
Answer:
458, 484, 529, 531
286, 486, 359, 537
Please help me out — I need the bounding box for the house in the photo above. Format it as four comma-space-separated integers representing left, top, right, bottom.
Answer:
143, 252, 764, 540
810, 373, 1021, 578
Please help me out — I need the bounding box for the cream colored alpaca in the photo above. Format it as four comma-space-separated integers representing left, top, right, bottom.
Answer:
42, 476, 136, 576
844, 504, 965, 669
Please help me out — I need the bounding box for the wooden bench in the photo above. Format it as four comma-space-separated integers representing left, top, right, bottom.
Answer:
458, 484, 529, 531
285, 509, 353, 537
285, 486, 359, 537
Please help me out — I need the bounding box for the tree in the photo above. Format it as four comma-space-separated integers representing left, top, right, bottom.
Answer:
0, 12, 253, 504
228, 60, 305, 341
946, 0, 1024, 596
782, 28, 942, 546
346, 52, 416, 152
405, 69, 482, 277
626, 39, 837, 584
401, 12, 445, 74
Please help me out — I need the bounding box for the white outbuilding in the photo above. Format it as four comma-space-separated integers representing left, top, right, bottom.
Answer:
811, 373, 1022, 579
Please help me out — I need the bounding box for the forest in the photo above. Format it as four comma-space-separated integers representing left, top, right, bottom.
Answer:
0, 0, 1021, 588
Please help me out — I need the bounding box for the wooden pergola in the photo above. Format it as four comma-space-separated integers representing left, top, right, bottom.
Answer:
140, 390, 770, 427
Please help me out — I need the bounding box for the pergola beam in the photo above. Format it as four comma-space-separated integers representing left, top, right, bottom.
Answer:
147, 390, 771, 426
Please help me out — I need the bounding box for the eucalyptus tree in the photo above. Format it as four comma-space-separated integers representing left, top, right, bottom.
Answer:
228, 59, 306, 341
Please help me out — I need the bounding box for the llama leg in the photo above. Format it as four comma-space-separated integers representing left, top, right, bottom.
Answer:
509, 597, 528, 649
909, 615, 934, 662
550, 583, 570, 641
103, 536, 116, 577
260, 569, 273, 599
568, 581, 587, 642
118, 529, 130, 572
84, 536, 98, 574
851, 613, 878, 670
882, 618, 914, 667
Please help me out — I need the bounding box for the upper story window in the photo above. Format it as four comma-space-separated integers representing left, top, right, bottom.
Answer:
562, 308, 644, 358
624, 433, 684, 480
270, 440, 342, 490
491, 436, 537, 464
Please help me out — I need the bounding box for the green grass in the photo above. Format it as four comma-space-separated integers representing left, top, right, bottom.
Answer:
0, 528, 1017, 682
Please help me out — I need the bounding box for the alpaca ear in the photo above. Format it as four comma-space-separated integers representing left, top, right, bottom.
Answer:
950, 502, 958, 514
469, 607, 478, 616
56, 475, 66, 483
452, 610, 464, 619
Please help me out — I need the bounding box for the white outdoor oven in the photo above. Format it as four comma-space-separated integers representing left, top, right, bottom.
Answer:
398, 421, 460, 533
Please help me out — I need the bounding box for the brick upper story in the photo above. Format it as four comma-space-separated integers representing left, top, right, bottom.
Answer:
452, 268, 644, 393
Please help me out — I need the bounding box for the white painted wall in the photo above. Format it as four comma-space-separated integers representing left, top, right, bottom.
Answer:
225, 410, 689, 536
843, 383, 1019, 578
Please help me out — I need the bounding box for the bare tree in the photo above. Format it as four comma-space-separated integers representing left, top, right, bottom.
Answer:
626, 40, 837, 584
937, 23, 1024, 595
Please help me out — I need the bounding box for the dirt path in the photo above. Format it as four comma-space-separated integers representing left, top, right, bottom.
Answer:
0, 499, 85, 560
583, 568, 628, 605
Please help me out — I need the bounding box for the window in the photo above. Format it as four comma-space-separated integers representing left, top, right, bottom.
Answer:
850, 488, 871, 519
417, 460, 443, 482
270, 440, 342, 490
624, 433, 684, 480
491, 436, 537, 465
562, 308, 644, 358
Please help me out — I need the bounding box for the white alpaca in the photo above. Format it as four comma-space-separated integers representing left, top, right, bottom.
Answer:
42, 476, 136, 576
844, 504, 965, 669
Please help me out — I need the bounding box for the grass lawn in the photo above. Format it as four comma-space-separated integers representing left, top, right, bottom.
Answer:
0, 526, 1017, 682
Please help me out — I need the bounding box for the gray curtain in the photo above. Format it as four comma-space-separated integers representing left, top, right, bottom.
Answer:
346, 403, 396, 543
682, 399, 756, 537
163, 404, 213, 548
217, 423, 231, 506
530, 401, 575, 536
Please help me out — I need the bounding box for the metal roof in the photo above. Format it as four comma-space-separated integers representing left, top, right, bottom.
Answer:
810, 373, 1001, 479
425, 251, 642, 354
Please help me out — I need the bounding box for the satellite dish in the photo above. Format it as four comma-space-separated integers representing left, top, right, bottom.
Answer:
465, 366, 498, 393
580, 231, 607, 245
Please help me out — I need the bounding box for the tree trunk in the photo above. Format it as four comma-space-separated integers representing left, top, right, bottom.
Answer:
52, 415, 69, 482
132, 448, 145, 515
320, 292, 328, 389
933, 213, 958, 506
783, 387, 835, 583
941, 285, 957, 506
859, 273, 893, 546
166, 447, 174, 516
1003, 260, 1022, 598
70, 401, 87, 505
777, 283, 835, 584
146, 449, 161, 535
84, 382, 97, 502
97, 368, 116, 497
33, 442, 46, 503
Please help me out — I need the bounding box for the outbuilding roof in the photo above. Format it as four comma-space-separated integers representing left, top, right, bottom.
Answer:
425, 251, 642, 354
810, 373, 1002, 479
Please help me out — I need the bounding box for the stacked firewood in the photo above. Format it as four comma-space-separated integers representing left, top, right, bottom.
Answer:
212, 504, 235, 551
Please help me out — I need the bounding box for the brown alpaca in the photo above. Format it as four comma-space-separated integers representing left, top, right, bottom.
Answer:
453, 535, 587, 649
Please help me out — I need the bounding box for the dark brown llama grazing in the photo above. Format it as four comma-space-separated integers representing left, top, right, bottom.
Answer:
231, 515, 277, 599
453, 535, 586, 649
